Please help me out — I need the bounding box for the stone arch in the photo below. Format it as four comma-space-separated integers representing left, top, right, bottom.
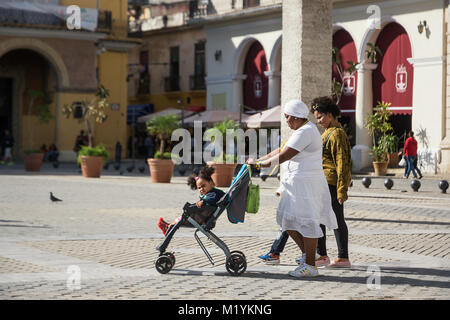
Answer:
268, 35, 282, 73
358, 16, 415, 64
0, 38, 70, 88
233, 36, 267, 76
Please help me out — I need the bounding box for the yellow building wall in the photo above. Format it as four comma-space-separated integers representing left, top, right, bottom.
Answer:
95, 51, 128, 159
129, 91, 206, 113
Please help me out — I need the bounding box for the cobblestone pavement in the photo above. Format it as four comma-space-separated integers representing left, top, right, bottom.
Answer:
0, 163, 449, 300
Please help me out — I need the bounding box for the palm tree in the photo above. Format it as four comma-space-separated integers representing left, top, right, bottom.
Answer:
146, 114, 179, 157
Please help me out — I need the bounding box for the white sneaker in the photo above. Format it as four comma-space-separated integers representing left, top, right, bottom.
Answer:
288, 263, 319, 278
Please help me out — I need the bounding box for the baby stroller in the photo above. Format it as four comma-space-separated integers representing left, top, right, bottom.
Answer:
155, 164, 251, 276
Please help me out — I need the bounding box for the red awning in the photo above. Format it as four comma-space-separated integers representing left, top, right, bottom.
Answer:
185, 105, 206, 113
243, 42, 268, 111
373, 22, 413, 115
333, 29, 358, 112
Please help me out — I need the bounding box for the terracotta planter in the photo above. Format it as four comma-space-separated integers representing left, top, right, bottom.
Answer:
80, 156, 104, 178
24, 153, 44, 171
207, 162, 237, 187
387, 153, 399, 168
148, 158, 174, 183
373, 161, 389, 176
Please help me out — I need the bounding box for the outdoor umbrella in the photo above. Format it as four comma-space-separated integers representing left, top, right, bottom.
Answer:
244, 105, 281, 128
137, 108, 195, 124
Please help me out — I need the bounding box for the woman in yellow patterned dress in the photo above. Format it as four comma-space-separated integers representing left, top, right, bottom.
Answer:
312, 96, 352, 268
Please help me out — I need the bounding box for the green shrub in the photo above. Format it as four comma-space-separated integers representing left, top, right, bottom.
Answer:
77, 144, 109, 164
154, 151, 172, 160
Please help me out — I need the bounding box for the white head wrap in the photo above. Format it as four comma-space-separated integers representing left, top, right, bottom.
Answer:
283, 99, 310, 119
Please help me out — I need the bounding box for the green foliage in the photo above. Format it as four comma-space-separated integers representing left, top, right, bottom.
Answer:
154, 151, 173, 160
146, 114, 180, 156
77, 144, 109, 164
331, 47, 359, 104
381, 133, 399, 154
365, 42, 383, 63
365, 101, 397, 162
62, 85, 110, 147
206, 119, 239, 163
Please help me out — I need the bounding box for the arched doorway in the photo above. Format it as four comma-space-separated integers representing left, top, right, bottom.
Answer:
372, 22, 413, 144
243, 41, 268, 111
0, 49, 58, 157
333, 28, 358, 146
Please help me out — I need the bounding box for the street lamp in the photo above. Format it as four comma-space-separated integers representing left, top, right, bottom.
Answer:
177, 99, 185, 127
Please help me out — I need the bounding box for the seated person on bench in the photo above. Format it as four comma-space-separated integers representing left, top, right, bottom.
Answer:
157, 166, 226, 235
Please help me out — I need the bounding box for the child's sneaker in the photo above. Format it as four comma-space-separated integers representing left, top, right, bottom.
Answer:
157, 217, 169, 235
288, 263, 319, 278
258, 252, 280, 265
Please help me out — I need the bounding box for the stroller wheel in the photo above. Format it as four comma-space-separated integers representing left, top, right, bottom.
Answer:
230, 250, 246, 260
155, 255, 173, 274
162, 252, 176, 266
226, 252, 247, 276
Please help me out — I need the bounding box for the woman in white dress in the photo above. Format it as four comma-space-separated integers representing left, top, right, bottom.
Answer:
248, 99, 337, 277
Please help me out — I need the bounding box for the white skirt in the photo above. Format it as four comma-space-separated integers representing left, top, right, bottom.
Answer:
276, 173, 338, 238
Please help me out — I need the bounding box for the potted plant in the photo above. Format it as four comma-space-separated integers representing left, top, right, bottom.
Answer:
24, 89, 52, 171
146, 114, 179, 183
365, 101, 393, 176
382, 133, 400, 168
62, 85, 110, 178
205, 119, 239, 187
77, 144, 109, 178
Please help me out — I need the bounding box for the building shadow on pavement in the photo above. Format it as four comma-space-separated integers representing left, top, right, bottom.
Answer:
346, 217, 450, 226
170, 266, 450, 289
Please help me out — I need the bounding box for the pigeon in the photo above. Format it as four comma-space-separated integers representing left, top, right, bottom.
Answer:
50, 192, 62, 202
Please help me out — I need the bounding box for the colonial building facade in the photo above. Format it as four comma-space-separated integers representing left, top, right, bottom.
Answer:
196, 0, 448, 174
0, 0, 138, 161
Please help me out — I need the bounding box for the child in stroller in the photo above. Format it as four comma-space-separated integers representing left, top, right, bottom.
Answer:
157, 166, 225, 235
155, 164, 251, 276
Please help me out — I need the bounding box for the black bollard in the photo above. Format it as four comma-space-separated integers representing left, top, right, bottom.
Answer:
439, 180, 449, 193
362, 177, 371, 188
384, 178, 394, 190
178, 164, 186, 176
410, 179, 421, 192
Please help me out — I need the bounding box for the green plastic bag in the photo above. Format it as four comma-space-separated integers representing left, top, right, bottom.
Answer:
246, 165, 260, 214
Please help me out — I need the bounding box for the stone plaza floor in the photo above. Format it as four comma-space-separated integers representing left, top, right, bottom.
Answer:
0, 162, 449, 300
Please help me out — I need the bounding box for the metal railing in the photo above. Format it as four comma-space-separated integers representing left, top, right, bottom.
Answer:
189, 74, 206, 90
164, 76, 180, 92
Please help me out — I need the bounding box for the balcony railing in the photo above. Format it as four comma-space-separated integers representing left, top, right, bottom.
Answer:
164, 76, 180, 92
188, 0, 212, 19
0, 7, 112, 33
137, 72, 150, 95
189, 74, 206, 90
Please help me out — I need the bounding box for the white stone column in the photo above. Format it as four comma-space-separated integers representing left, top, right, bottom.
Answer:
352, 62, 377, 172
231, 74, 247, 112
281, 0, 332, 141
264, 70, 281, 108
